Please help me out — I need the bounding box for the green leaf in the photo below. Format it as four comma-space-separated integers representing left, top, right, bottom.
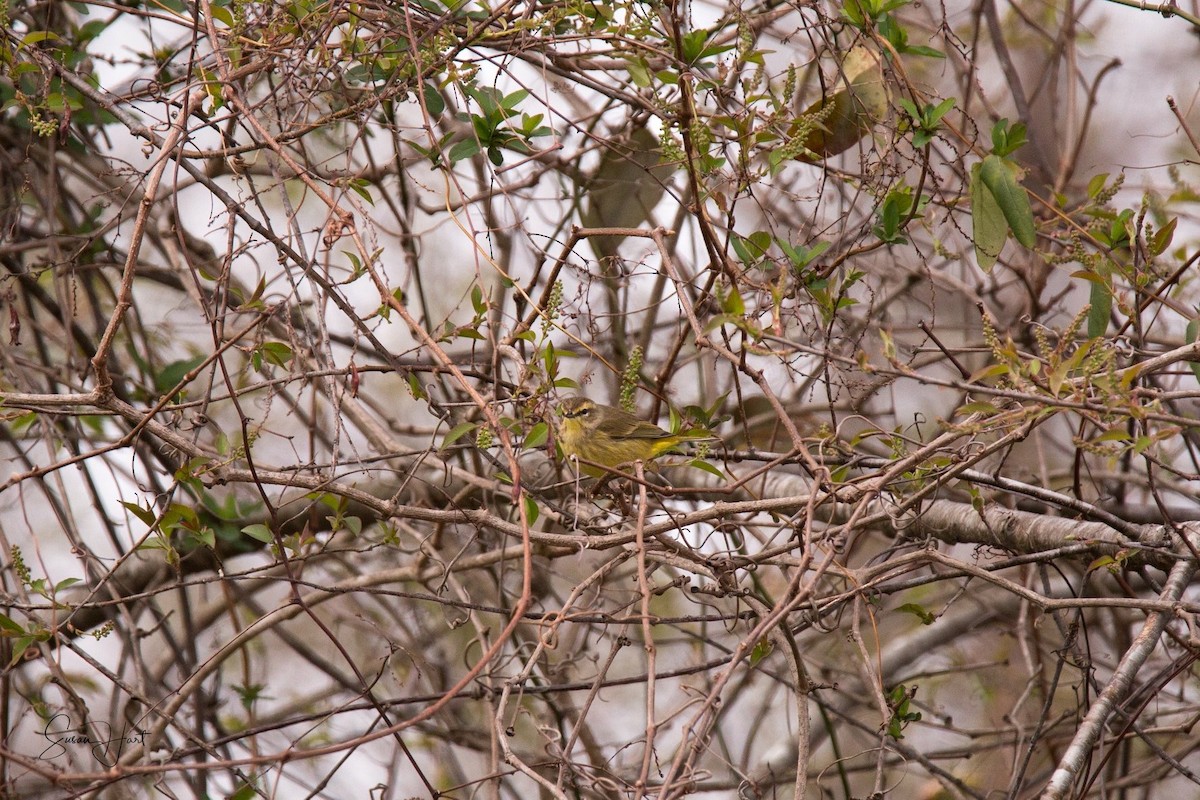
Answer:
54, 577, 81, 593
904, 44, 945, 58
722, 284, 746, 315
841, 0, 866, 26
0, 613, 26, 635
156, 356, 206, 393
121, 500, 158, 528
8, 411, 38, 435
9, 637, 34, 667
524, 421, 549, 449
1087, 554, 1118, 574
1149, 217, 1177, 257
187, 526, 216, 549
872, 186, 914, 245
732, 231, 772, 267
501, 89, 529, 110
955, 401, 999, 415
422, 81, 445, 117
990, 118, 1028, 157
447, 138, 480, 164
1091, 427, 1131, 444
979, 154, 1036, 248
258, 341, 293, 369
522, 494, 540, 525
1087, 280, 1111, 338
897, 602, 936, 625
928, 97, 956, 123
518, 113, 550, 138
20, 31, 62, 47
778, 239, 829, 272
967, 362, 1011, 384
1186, 320, 1200, 386
233, 681, 268, 711
680, 29, 711, 63
749, 637, 774, 665
348, 178, 374, 205
440, 422, 478, 451
241, 524, 274, 543
160, 503, 199, 535
686, 458, 725, 478
406, 373, 427, 400
209, 4, 234, 26
626, 58, 652, 87
730, 235, 752, 265
970, 162, 1008, 271
885, 684, 922, 739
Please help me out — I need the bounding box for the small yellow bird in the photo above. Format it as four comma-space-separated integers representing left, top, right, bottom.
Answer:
554, 396, 716, 476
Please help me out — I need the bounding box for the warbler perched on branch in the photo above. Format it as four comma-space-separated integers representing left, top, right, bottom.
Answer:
554, 396, 717, 476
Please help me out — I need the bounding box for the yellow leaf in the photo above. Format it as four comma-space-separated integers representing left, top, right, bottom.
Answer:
793, 45, 889, 162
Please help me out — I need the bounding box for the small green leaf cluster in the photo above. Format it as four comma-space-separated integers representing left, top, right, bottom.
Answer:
1060, 174, 1180, 338
2, 22, 118, 140
971, 306, 1110, 394
724, 231, 849, 329
436, 278, 578, 461
678, 28, 736, 67
251, 342, 294, 373
439, 404, 551, 458
0, 608, 52, 667
7, 545, 81, 607
124, 500, 220, 561
307, 492, 363, 537
885, 683, 922, 739
873, 184, 927, 246
897, 97, 955, 149
731, 230, 831, 278
842, 0, 945, 57
963, 306, 1150, 452
445, 86, 553, 167
439, 283, 491, 343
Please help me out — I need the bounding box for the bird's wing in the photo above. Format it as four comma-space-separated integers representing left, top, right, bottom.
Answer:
607, 408, 671, 439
